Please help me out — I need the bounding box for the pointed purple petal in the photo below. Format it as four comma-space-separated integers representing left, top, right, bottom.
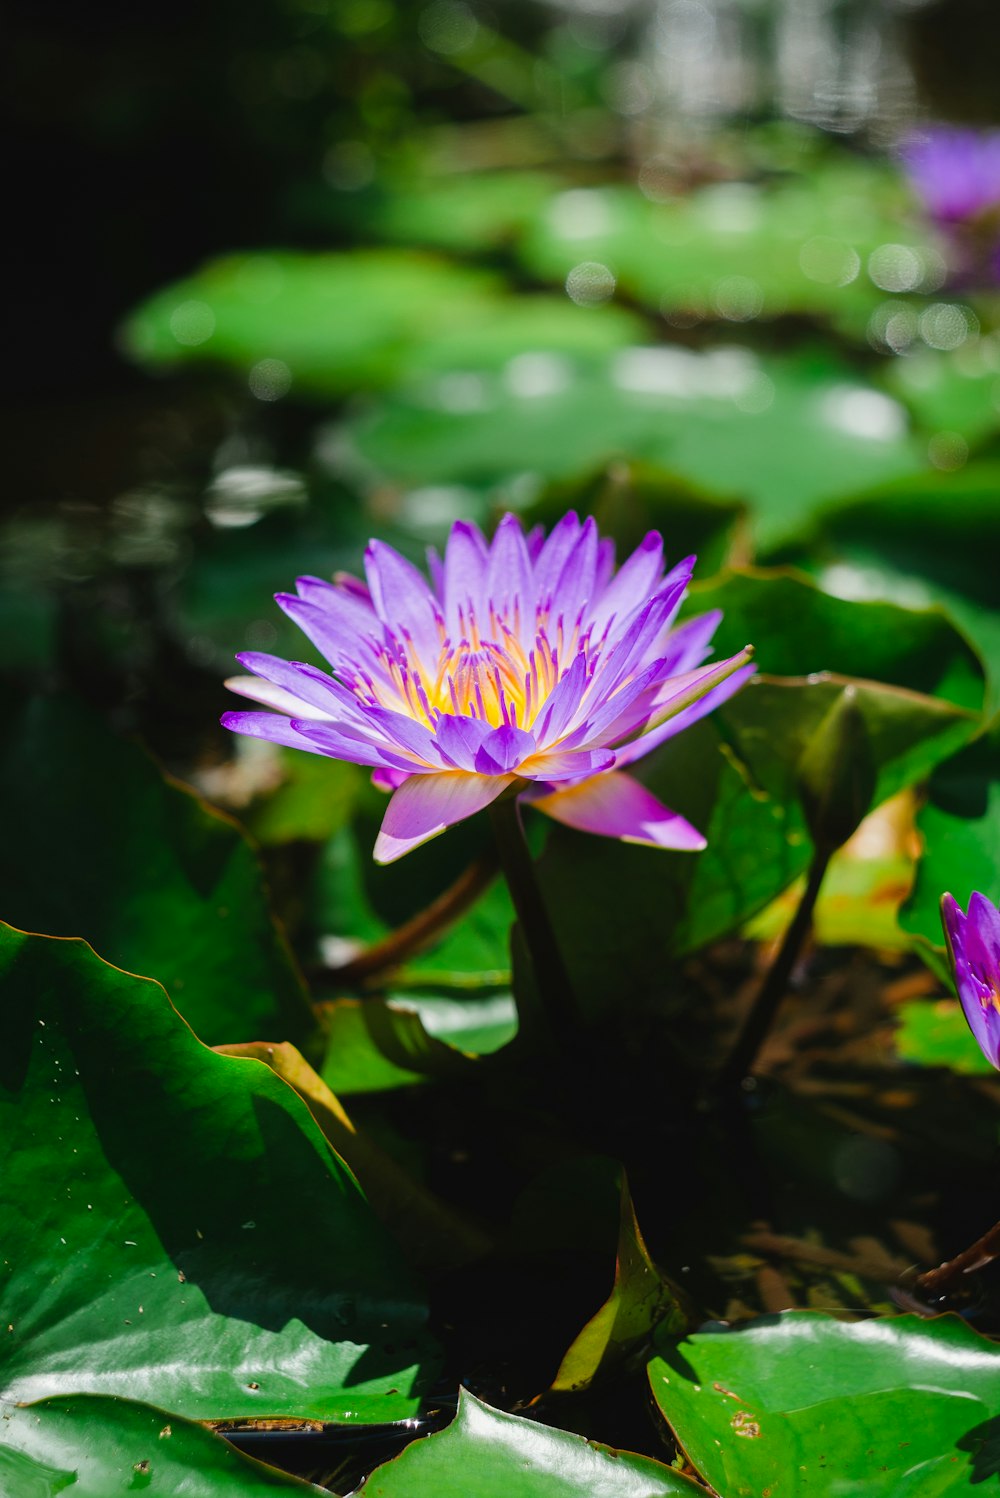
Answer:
533, 511, 581, 602
615, 661, 757, 766
443, 520, 490, 630
486, 513, 534, 623
474, 724, 536, 775
518, 746, 616, 781
364, 540, 441, 659
276, 592, 384, 671
374, 771, 514, 863
589, 531, 664, 637
531, 771, 706, 850
221, 710, 330, 754
658, 610, 722, 676
291, 718, 420, 771
434, 713, 493, 770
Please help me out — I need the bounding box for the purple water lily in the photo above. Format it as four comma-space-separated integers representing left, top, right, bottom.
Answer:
901, 126, 1000, 226
222, 512, 755, 863
941, 891, 1000, 1070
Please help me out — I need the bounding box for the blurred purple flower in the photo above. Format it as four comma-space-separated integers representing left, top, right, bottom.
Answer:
941, 891, 1000, 1070
222, 512, 754, 863
901, 126, 1000, 225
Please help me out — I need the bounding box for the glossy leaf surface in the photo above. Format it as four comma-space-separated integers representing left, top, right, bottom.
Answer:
649, 1312, 1000, 1496
360, 1389, 702, 1497
0, 926, 437, 1421
0, 1395, 326, 1495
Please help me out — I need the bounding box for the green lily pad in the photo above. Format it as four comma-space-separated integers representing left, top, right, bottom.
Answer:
321, 993, 516, 1096
648, 1311, 1000, 1496
0, 696, 311, 1045
883, 339, 1000, 445
796, 464, 1000, 709
345, 347, 923, 552
686, 568, 985, 711
121, 249, 641, 398
895, 998, 997, 1075
900, 722, 1000, 961
0, 925, 438, 1421
0, 1395, 327, 1495
517, 164, 936, 336
360, 1388, 702, 1496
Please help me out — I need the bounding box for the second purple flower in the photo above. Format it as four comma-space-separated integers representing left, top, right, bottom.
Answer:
222, 511, 755, 862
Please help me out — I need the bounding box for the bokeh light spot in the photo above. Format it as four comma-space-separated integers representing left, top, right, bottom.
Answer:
248, 359, 292, 402
169, 300, 215, 347
566, 261, 616, 305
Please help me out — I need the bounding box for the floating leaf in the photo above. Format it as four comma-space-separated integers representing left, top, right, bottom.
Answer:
900, 722, 1000, 962
687, 568, 986, 710
360, 1388, 702, 1496
895, 998, 996, 1075
346, 348, 923, 552
321, 993, 516, 1096
0, 696, 311, 1045
0, 925, 438, 1421
0, 1395, 327, 1495
649, 1311, 1000, 1497
121, 249, 641, 397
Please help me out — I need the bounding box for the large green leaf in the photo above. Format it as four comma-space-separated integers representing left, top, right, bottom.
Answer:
900, 722, 1000, 956
415, 161, 935, 336
0, 925, 438, 1421
794, 464, 1000, 708
121, 249, 641, 397
0, 1395, 326, 1495
895, 998, 996, 1075
359, 1389, 702, 1496
648, 1312, 1000, 1496
345, 348, 923, 552
0, 696, 311, 1045
686, 568, 985, 710
321, 993, 517, 1096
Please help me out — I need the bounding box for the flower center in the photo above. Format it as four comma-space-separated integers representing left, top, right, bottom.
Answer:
348, 600, 599, 731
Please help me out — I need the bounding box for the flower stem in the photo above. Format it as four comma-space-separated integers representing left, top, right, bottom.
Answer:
719, 843, 832, 1090
324, 851, 499, 987
488, 794, 580, 1044
911, 1217, 1000, 1300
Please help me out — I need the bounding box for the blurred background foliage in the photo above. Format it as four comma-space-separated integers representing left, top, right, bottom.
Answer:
5, 0, 1000, 1489
5, 0, 1000, 1092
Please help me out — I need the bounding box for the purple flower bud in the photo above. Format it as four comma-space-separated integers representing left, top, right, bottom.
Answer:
940, 891, 1000, 1070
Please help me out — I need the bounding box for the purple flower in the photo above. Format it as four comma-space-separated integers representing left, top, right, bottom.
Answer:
222, 512, 754, 863
901, 126, 1000, 226
941, 892, 1000, 1070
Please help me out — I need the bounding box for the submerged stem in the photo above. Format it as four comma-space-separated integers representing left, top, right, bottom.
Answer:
488, 793, 580, 1044
912, 1217, 1000, 1300
719, 843, 832, 1090
325, 851, 499, 987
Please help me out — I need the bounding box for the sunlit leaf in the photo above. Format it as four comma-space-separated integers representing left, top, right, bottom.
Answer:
895, 998, 996, 1075
0, 925, 438, 1421
0, 1395, 327, 1495
900, 721, 1000, 962
359, 1389, 702, 1496
346, 348, 923, 552
649, 1311, 1000, 1496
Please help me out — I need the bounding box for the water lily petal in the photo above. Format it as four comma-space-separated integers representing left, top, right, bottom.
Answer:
374, 771, 514, 863
531, 770, 706, 850
474, 724, 537, 775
